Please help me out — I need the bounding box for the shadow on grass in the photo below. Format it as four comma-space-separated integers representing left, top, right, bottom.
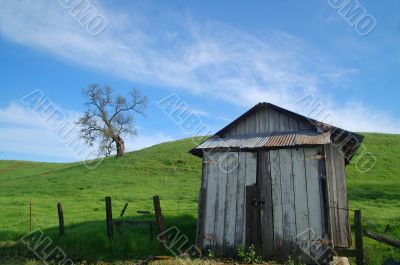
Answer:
348, 183, 400, 202
0, 214, 197, 263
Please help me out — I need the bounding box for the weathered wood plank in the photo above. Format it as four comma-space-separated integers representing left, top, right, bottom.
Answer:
304, 147, 324, 259
298, 120, 315, 131
268, 109, 279, 133
246, 113, 257, 135
333, 145, 351, 247
324, 144, 338, 247
324, 144, 339, 247
270, 149, 284, 259
288, 117, 299, 131
263, 106, 270, 133
255, 109, 264, 134
235, 152, 247, 247
244, 151, 257, 248
278, 113, 290, 132
223, 152, 239, 255
203, 152, 218, 249
214, 153, 227, 254
237, 120, 246, 136
258, 150, 274, 258
317, 146, 330, 242
197, 152, 210, 247
246, 185, 261, 249
230, 124, 238, 137
292, 148, 312, 263
279, 149, 296, 258
201, 154, 209, 189
245, 152, 257, 186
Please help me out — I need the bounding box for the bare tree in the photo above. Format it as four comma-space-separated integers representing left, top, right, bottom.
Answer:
77, 84, 147, 158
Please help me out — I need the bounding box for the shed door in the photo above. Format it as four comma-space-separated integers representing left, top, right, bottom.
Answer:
246, 151, 274, 258
246, 148, 331, 263
200, 151, 257, 256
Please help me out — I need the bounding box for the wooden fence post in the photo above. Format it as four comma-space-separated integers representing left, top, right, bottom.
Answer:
153, 195, 165, 249
354, 210, 364, 265
105, 196, 113, 239
57, 202, 65, 236
120, 202, 128, 217
29, 199, 32, 233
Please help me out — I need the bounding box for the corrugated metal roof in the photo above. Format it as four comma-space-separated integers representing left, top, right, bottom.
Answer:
189, 102, 363, 164
194, 131, 331, 150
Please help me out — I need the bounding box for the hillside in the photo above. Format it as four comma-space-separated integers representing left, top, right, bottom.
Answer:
0, 134, 399, 264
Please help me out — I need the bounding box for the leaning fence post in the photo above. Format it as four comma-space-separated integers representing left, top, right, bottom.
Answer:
153, 195, 165, 249
120, 202, 128, 217
354, 209, 364, 265
105, 196, 113, 239
57, 202, 65, 236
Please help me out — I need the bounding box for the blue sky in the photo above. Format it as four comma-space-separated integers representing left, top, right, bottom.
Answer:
0, 0, 399, 162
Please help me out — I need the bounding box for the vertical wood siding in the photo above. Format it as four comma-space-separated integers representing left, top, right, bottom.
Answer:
221, 105, 314, 137
258, 151, 274, 258
202, 151, 219, 249
201, 151, 257, 253
325, 144, 351, 248
304, 147, 327, 259
235, 152, 247, 246
270, 149, 284, 259
214, 152, 227, 254
279, 148, 296, 257
223, 153, 239, 255
292, 148, 312, 263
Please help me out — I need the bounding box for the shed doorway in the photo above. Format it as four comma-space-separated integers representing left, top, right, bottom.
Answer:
245, 147, 330, 262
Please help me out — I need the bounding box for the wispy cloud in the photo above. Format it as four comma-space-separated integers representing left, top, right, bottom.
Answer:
320, 68, 358, 82
0, 0, 327, 107
0, 0, 399, 133
0, 104, 173, 161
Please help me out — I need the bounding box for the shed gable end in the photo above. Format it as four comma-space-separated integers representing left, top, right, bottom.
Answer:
221, 105, 315, 137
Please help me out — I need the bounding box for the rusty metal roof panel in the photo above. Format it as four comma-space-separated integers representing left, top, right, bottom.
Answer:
194, 131, 331, 150
294, 131, 331, 145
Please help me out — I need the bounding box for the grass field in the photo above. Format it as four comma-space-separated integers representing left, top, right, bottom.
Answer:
0, 133, 399, 264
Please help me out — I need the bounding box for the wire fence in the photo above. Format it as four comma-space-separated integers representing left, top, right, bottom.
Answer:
0, 195, 199, 240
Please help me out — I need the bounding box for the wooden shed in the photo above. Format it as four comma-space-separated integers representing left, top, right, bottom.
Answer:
190, 102, 363, 263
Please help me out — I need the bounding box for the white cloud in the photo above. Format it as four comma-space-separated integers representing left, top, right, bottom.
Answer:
125, 132, 174, 151
326, 102, 400, 134
0, 0, 325, 108
0, 104, 174, 161
0, 0, 399, 133
320, 68, 358, 82
0, 103, 83, 160
293, 97, 400, 133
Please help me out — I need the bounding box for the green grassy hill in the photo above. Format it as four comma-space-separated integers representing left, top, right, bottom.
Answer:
0, 134, 399, 264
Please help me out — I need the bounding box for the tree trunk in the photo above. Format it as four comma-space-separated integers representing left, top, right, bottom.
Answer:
116, 137, 125, 158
